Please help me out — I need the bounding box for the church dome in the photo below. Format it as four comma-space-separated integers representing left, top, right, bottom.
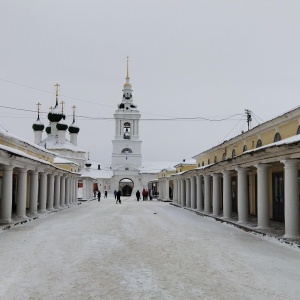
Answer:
56, 118, 68, 131
45, 126, 51, 134
48, 105, 65, 123
32, 116, 44, 131
68, 121, 80, 134
85, 160, 92, 167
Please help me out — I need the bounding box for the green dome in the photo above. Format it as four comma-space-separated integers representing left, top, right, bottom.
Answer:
56, 122, 68, 131
68, 122, 80, 134
45, 126, 51, 134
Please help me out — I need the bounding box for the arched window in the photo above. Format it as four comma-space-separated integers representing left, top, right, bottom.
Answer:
232, 149, 236, 158
123, 122, 131, 139
243, 145, 247, 152
256, 139, 262, 148
222, 153, 226, 161
297, 126, 300, 135
208, 159, 210, 165
274, 132, 281, 142
121, 148, 132, 154
202, 162, 204, 166
214, 156, 218, 163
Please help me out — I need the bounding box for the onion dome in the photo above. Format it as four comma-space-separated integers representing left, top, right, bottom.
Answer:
32, 115, 44, 131
56, 118, 68, 131
48, 104, 65, 122
45, 126, 51, 134
85, 160, 92, 168
68, 121, 80, 134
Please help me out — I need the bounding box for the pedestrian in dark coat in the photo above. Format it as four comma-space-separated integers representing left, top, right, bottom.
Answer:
116, 190, 121, 204
104, 191, 107, 198
97, 191, 101, 202
114, 190, 117, 199
136, 190, 140, 201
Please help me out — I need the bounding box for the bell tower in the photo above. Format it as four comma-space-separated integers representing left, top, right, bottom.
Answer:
111, 58, 142, 171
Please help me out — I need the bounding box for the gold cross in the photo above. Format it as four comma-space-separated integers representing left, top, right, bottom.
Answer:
60, 101, 65, 113
49, 106, 53, 112
36, 102, 41, 113
54, 83, 60, 96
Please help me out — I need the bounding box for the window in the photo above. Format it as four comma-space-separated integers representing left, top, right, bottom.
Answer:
222, 153, 226, 161
274, 132, 281, 142
297, 126, 300, 135
125, 167, 129, 170
202, 162, 204, 166
243, 145, 247, 152
256, 139, 262, 148
208, 159, 210, 164
121, 148, 132, 153
123, 122, 131, 139
232, 149, 236, 158
214, 156, 218, 163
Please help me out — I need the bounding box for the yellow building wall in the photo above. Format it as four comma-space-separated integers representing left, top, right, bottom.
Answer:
261, 129, 276, 146
279, 120, 299, 139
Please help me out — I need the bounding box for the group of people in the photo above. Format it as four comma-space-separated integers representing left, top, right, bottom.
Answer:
136, 188, 153, 201
113, 190, 122, 204
95, 188, 152, 203
96, 190, 108, 202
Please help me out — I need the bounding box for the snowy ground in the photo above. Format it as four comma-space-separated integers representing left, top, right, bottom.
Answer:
1, 196, 300, 300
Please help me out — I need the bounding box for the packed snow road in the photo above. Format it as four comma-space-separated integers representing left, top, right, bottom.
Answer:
1, 197, 300, 300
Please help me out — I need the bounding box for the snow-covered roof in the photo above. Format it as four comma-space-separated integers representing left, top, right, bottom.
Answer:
79, 167, 113, 179
54, 157, 79, 166
139, 161, 179, 174
0, 128, 56, 156
39, 136, 85, 152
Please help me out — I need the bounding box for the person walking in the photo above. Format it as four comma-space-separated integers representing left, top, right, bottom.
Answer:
136, 190, 140, 201
114, 190, 117, 199
97, 191, 101, 202
116, 190, 121, 204
104, 190, 107, 198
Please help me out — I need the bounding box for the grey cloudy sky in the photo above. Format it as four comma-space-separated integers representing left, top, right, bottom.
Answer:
1, 1, 300, 164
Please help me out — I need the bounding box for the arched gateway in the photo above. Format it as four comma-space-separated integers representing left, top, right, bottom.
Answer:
119, 178, 134, 196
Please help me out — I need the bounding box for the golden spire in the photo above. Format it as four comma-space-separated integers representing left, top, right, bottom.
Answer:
54, 83, 60, 97
126, 56, 129, 79
72, 105, 76, 122
60, 100, 65, 114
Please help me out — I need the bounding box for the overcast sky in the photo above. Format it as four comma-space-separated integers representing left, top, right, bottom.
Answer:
1, 1, 300, 165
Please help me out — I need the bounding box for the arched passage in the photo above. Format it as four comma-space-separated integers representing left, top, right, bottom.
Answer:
119, 178, 134, 196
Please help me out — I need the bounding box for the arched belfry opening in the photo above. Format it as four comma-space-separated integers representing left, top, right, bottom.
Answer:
119, 178, 134, 196
123, 122, 131, 139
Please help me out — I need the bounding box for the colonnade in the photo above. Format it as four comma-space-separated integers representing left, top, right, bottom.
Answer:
168, 159, 300, 238
0, 165, 79, 224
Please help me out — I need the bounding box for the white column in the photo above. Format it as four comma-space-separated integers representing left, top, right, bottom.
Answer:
204, 174, 211, 214
65, 177, 70, 205
39, 172, 48, 213
185, 178, 190, 207
75, 177, 78, 203
16, 168, 28, 219
256, 164, 270, 228
283, 160, 300, 238
222, 170, 232, 219
237, 168, 248, 223
47, 173, 54, 211
197, 175, 203, 212
0, 165, 14, 224
54, 174, 61, 209
60, 176, 66, 207
165, 178, 169, 200
29, 170, 39, 216
190, 176, 196, 209
212, 173, 221, 216
177, 179, 181, 205
181, 179, 185, 207
173, 179, 177, 203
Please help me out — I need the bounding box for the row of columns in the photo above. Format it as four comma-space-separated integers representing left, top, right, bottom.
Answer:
170, 159, 300, 238
0, 166, 79, 224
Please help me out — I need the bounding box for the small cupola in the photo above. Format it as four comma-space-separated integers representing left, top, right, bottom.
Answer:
48, 83, 65, 122
68, 105, 80, 134
32, 103, 44, 131
85, 152, 91, 167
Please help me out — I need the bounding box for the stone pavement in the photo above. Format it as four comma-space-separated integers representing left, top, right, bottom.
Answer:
170, 202, 300, 248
